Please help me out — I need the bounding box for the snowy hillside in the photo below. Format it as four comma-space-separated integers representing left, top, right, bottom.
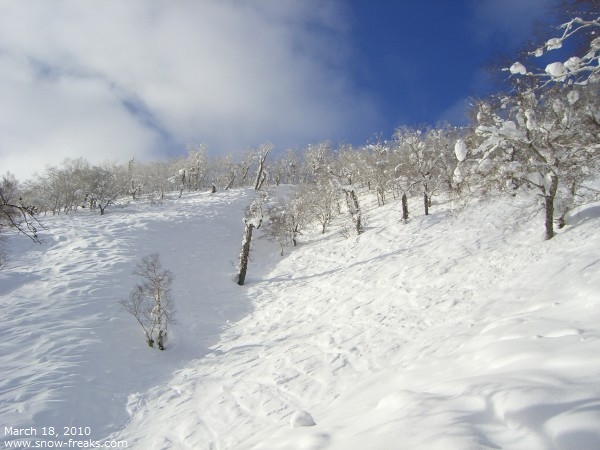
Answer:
1, 187, 599, 449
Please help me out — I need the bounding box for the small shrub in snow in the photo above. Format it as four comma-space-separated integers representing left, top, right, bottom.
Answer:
120, 253, 175, 350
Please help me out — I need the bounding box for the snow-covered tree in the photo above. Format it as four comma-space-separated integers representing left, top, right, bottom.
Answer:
127, 157, 142, 200
425, 125, 461, 194
303, 180, 339, 234
361, 141, 395, 206
461, 82, 599, 239
186, 143, 208, 191
208, 154, 236, 191
300, 142, 334, 184
120, 253, 175, 350
139, 160, 173, 202
459, 7, 600, 239
22, 158, 89, 215
234, 149, 259, 188
393, 126, 448, 216
264, 187, 313, 255
84, 163, 127, 215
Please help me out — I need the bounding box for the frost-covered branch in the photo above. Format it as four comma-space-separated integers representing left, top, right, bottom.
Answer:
508, 16, 600, 85
1, 174, 45, 243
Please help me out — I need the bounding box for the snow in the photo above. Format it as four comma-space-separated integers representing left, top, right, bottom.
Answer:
509, 62, 527, 75
454, 139, 468, 162
567, 89, 580, 105
1, 187, 600, 449
564, 56, 581, 72
546, 62, 568, 80
245, 216, 263, 229
290, 411, 316, 428
545, 37, 563, 51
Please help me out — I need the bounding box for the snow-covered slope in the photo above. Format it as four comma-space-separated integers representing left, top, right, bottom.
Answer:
1, 188, 599, 449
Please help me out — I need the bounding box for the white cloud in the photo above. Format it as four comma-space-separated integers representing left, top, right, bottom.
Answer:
469, 0, 559, 48
0, 0, 378, 180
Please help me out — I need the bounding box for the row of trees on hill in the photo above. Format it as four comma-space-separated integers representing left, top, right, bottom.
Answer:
15, 143, 277, 216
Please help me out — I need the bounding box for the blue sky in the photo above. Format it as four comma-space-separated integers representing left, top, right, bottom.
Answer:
346, 0, 561, 135
0, 0, 562, 180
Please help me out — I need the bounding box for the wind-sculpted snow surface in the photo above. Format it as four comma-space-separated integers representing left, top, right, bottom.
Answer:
1, 188, 599, 449
0, 189, 275, 442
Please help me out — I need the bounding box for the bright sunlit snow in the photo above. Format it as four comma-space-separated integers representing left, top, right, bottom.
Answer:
545, 62, 569, 80
509, 62, 528, 76
1, 187, 599, 449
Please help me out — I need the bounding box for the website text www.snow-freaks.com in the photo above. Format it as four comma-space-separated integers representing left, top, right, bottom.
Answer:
3, 426, 127, 448
3, 439, 127, 448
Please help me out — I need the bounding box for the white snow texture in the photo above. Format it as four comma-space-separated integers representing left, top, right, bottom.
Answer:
1, 187, 599, 449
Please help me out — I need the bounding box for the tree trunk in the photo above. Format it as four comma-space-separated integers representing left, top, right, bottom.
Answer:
544, 173, 559, 240
401, 193, 409, 222
344, 189, 363, 235
321, 215, 329, 234
225, 175, 235, 190
377, 187, 385, 206
240, 166, 250, 186
156, 330, 165, 350
423, 191, 429, 216
257, 171, 267, 191
237, 222, 255, 285
254, 147, 271, 190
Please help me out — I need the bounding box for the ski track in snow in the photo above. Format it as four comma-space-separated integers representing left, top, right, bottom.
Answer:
1, 188, 599, 449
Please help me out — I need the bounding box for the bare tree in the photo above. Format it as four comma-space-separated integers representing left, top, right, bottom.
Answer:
84, 163, 127, 215
361, 142, 395, 207
127, 157, 142, 200
303, 181, 339, 234
264, 188, 312, 255
0, 172, 44, 244
120, 254, 175, 350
